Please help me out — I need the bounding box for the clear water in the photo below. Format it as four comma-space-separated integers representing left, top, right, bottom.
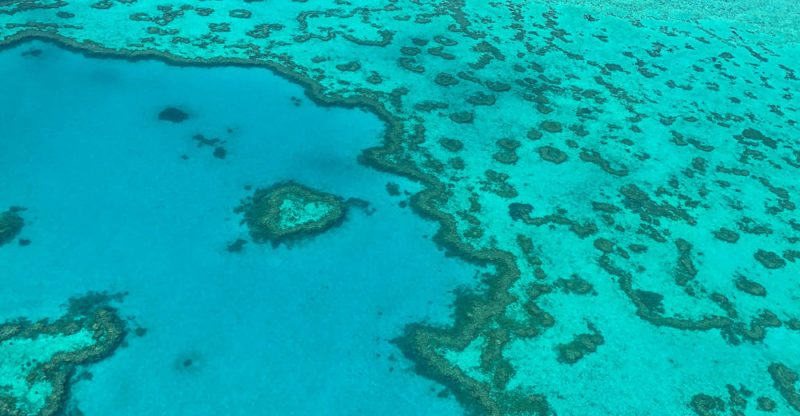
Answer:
2, 1, 800, 415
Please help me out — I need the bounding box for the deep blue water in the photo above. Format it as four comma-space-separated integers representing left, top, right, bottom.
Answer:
0, 41, 478, 415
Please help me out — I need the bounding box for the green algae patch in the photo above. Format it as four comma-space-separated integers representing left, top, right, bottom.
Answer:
0, 207, 25, 247
237, 182, 346, 246
0, 296, 126, 416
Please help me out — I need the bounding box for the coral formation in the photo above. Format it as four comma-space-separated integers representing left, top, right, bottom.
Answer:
236, 182, 346, 246
0, 207, 24, 247
157, 107, 188, 123
0, 294, 126, 416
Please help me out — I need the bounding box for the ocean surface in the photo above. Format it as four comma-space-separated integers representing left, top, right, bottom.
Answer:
2, 1, 800, 415
0, 40, 477, 416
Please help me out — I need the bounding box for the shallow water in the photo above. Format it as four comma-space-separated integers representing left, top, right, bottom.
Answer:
0, 41, 476, 415
2, 1, 800, 415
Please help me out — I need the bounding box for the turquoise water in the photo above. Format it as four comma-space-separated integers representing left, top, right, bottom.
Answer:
2, 1, 800, 414
0, 41, 476, 415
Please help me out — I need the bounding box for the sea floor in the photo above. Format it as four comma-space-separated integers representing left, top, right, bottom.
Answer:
0, 40, 480, 415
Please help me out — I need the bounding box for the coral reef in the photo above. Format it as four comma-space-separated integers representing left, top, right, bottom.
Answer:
0, 294, 126, 416
236, 182, 346, 246
2, 0, 799, 413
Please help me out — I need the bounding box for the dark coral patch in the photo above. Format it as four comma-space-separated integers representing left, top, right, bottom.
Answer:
526, 129, 543, 140
713, 228, 740, 243
434, 72, 458, 86
336, 61, 361, 72
734, 275, 766, 296
537, 146, 568, 164
466, 92, 496, 105
540, 121, 563, 133
754, 249, 786, 269
449, 111, 474, 123
226, 238, 247, 252
768, 363, 800, 411
556, 328, 604, 364
440, 138, 464, 152
0, 207, 24, 247
158, 107, 188, 123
